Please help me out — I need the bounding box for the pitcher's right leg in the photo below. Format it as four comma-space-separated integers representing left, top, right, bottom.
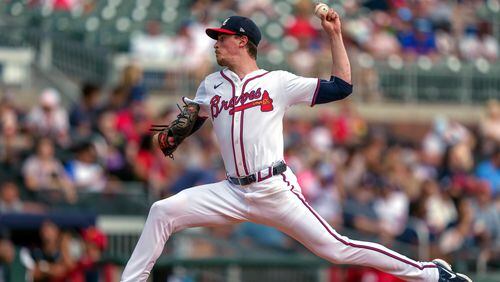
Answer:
121, 181, 247, 282
252, 171, 439, 282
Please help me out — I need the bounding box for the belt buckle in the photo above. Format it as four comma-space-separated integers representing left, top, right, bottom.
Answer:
257, 166, 273, 182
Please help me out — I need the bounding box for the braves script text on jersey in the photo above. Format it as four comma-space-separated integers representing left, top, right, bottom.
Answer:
120, 68, 440, 281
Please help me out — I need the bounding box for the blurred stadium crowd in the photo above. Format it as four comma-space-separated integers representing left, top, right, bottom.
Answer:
128, 0, 499, 82
1, 67, 499, 280
4, 0, 498, 73
0, 0, 499, 281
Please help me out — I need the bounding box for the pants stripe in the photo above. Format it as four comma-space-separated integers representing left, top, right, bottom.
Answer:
280, 173, 436, 271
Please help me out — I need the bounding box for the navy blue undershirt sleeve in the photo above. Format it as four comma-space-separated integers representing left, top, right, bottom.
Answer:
313, 76, 353, 105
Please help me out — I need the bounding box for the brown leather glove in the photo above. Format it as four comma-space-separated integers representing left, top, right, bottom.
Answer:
150, 102, 200, 158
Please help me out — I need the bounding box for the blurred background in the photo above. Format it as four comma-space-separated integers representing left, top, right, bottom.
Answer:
0, 0, 499, 281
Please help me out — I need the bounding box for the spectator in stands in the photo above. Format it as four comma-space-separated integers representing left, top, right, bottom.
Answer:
30, 220, 72, 282
428, 0, 453, 32
343, 176, 379, 235
22, 137, 76, 204
65, 141, 106, 193
118, 64, 147, 105
69, 82, 101, 131
0, 181, 46, 214
26, 88, 70, 147
434, 24, 457, 57
439, 142, 475, 184
131, 134, 174, 195
338, 147, 366, 193
480, 99, 500, 155
374, 179, 410, 241
287, 34, 318, 77
327, 101, 367, 145
398, 18, 438, 59
285, 0, 319, 76
438, 198, 475, 258
422, 116, 472, 168
66, 227, 113, 282
310, 121, 333, 153
383, 146, 420, 200
286, 0, 318, 42
237, 0, 274, 16
477, 21, 499, 62
95, 110, 132, 181
102, 86, 128, 112
0, 94, 30, 182
459, 22, 498, 62
365, 11, 402, 59
420, 180, 457, 236
0, 181, 24, 213
166, 137, 219, 196
309, 161, 343, 228
96, 110, 124, 148
459, 24, 483, 61
0, 236, 15, 282
165, 21, 213, 88
115, 99, 152, 145
363, 133, 387, 176
295, 157, 320, 199
471, 183, 500, 250
476, 147, 500, 195
131, 21, 171, 61
130, 135, 155, 182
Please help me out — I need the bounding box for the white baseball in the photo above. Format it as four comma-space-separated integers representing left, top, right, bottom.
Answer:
314, 3, 329, 19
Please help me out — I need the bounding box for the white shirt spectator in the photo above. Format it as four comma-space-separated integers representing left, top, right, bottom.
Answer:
130, 33, 171, 61
480, 35, 499, 61
426, 195, 457, 232
459, 34, 481, 61
66, 160, 106, 192
26, 88, 69, 144
374, 190, 409, 236
310, 125, 333, 153
22, 155, 69, 191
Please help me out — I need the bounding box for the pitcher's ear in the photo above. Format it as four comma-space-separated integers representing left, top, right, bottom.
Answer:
239, 35, 248, 47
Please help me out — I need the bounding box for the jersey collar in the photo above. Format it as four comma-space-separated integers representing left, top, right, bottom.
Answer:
221, 68, 267, 84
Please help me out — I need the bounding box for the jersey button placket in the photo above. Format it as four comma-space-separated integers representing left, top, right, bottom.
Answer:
233, 83, 245, 176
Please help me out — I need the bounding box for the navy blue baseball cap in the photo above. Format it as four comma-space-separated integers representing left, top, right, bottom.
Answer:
206, 16, 262, 46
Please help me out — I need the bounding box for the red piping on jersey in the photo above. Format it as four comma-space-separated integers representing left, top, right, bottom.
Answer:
220, 70, 240, 177
239, 71, 270, 176
310, 78, 321, 107
280, 173, 437, 271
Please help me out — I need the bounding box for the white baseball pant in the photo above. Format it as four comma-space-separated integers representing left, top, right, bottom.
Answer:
121, 169, 439, 282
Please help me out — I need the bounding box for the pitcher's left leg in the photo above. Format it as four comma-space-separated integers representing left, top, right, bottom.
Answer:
256, 172, 439, 282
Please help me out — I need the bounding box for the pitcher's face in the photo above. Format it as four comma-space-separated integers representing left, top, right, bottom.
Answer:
214, 34, 244, 66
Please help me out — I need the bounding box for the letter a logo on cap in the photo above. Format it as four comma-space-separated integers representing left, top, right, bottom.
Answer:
222, 18, 229, 26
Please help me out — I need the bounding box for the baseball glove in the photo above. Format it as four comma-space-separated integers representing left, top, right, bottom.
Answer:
150, 102, 200, 158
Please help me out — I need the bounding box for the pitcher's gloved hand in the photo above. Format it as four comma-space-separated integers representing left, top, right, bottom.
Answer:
150, 102, 200, 158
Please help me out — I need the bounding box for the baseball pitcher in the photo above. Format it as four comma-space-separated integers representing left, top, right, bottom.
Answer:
121, 7, 471, 282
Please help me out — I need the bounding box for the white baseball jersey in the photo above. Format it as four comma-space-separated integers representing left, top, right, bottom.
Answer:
185, 68, 319, 177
